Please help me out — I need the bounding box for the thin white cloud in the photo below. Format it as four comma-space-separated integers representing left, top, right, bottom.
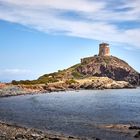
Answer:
0, 69, 34, 82
1, 0, 105, 13
0, 0, 140, 48
0, 69, 31, 75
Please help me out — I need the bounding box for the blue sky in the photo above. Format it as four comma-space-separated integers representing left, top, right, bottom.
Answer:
0, 0, 140, 82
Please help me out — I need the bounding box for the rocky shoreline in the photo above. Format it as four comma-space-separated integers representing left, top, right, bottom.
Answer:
0, 77, 135, 98
1, 121, 140, 140
0, 121, 81, 140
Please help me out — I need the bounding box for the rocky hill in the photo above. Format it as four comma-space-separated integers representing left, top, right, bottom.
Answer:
77, 55, 139, 85
12, 42, 140, 86
37, 55, 139, 85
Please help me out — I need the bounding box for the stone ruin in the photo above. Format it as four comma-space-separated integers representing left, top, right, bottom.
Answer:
81, 43, 110, 63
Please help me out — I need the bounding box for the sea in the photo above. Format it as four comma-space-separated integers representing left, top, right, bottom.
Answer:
0, 89, 140, 140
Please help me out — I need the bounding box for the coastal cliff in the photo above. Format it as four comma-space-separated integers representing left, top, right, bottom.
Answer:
77, 55, 139, 85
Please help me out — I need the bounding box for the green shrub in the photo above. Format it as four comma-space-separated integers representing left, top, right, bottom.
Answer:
66, 79, 77, 85
11, 79, 41, 85
11, 80, 19, 85
72, 71, 83, 79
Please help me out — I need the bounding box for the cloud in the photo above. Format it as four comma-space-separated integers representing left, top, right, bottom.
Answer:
0, 69, 32, 82
0, 69, 31, 75
0, 0, 105, 13
0, 0, 140, 48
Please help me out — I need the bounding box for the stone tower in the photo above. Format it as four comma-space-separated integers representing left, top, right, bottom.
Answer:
98, 43, 110, 56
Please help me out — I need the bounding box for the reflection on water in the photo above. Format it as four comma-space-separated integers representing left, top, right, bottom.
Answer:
0, 89, 140, 139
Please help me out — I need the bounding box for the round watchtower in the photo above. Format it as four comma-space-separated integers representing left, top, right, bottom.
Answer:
98, 43, 110, 56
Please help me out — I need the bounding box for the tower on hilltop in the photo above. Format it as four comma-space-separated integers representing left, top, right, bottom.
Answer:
98, 43, 110, 56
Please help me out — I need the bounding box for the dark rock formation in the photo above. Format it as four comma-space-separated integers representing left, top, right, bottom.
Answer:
76, 55, 139, 85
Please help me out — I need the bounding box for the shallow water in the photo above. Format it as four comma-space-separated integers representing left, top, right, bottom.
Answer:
0, 89, 140, 139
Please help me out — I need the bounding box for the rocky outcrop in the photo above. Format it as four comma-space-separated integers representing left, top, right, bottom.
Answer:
77, 77, 134, 89
76, 56, 139, 85
35, 55, 139, 86
0, 85, 46, 97
42, 77, 134, 91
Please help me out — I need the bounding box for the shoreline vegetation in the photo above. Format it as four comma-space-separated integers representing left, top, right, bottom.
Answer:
0, 77, 135, 98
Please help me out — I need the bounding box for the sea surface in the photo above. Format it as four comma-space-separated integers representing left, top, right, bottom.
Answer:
0, 89, 140, 140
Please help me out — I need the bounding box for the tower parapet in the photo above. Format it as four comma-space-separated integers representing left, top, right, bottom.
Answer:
98, 43, 110, 56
